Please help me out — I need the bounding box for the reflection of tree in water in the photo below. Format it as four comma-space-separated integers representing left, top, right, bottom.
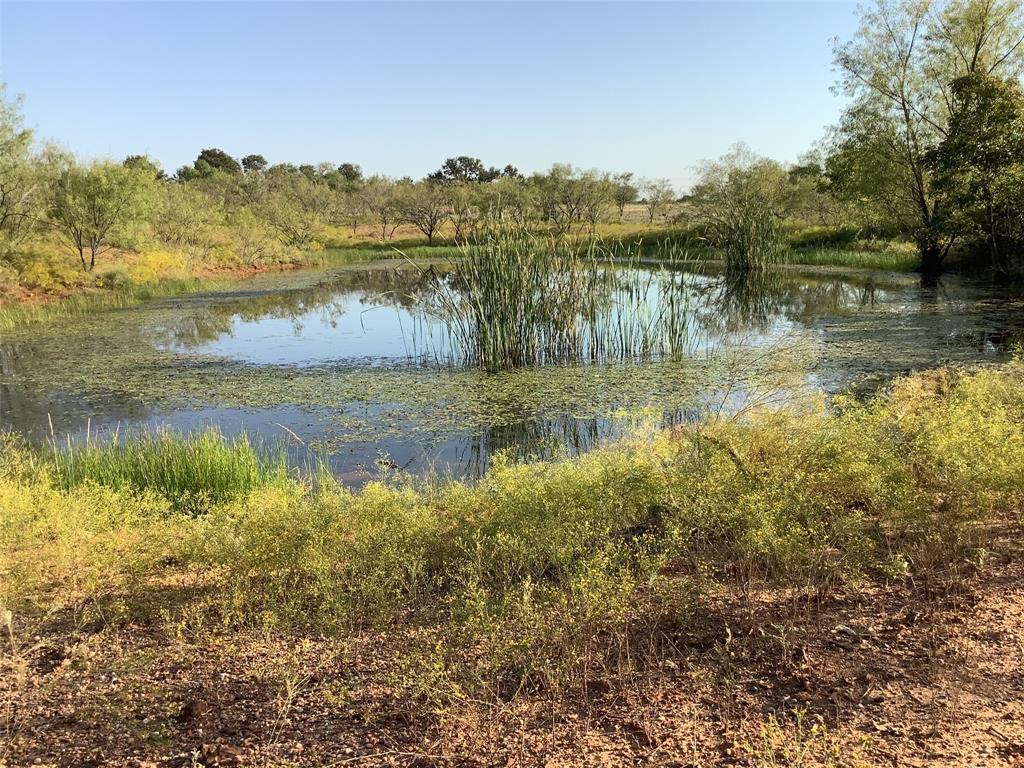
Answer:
694, 267, 883, 335
160, 267, 441, 347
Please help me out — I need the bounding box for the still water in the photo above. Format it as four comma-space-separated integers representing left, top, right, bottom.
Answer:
2, 262, 1022, 484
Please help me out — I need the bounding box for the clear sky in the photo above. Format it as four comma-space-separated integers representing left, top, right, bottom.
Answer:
0, 1, 859, 189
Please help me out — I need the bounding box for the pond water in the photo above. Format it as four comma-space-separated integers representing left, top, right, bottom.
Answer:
2, 261, 1022, 484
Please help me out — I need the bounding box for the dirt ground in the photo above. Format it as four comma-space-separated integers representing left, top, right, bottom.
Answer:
4, 529, 1023, 768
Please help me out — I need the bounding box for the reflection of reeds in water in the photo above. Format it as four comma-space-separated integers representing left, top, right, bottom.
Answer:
417, 233, 698, 372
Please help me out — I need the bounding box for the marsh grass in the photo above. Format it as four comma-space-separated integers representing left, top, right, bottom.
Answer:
719, 207, 786, 273
788, 247, 919, 272
415, 232, 699, 371
47, 428, 291, 511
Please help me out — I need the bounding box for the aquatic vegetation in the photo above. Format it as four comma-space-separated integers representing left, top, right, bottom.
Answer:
787, 247, 920, 272
46, 428, 291, 511
4, 259, 1023, 486
418, 233, 699, 371
0, 276, 217, 331
718, 205, 786, 272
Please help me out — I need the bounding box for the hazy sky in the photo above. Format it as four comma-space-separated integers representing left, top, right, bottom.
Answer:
1, 1, 859, 189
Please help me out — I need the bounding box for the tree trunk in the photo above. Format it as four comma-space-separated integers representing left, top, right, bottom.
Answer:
917, 237, 945, 275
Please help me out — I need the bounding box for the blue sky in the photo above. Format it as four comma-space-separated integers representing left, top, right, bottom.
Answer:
1, 1, 858, 189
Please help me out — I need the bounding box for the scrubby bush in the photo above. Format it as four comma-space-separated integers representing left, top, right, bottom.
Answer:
127, 249, 190, 284
11, 241, 85, 291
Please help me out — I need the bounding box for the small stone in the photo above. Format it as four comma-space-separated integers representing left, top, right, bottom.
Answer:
175, 698, 209, 723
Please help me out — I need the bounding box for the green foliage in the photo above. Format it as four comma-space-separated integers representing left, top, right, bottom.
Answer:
153, 183, 223, 261
428, 156, 505, 184
335, 162, 362, 183
611, 171, 638, 215
48, 160, 157, 271
191, 148, 242, 177
530, 164, 617, 236
47, 428, 291, 512
691, 145, 788, 271
0, 86, 64, 260
829, 0, 1024, 272
122, 154, 164, 180
241, 154, 267, 174
927, 72, 1024, 272
638, 177, 675, 223
787, 246, 919, 272
260, 167, 334, 250
398, 180, 451, 244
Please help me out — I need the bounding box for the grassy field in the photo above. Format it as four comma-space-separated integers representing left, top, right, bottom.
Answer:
3, 360, 1022, 764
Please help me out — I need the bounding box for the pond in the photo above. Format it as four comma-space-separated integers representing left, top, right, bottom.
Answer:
2, 260, 1022, 485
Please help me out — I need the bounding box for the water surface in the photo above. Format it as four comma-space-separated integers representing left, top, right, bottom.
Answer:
3, 261, 1021, 483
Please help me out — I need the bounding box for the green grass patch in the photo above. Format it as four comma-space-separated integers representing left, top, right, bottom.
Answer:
787, 247, 920, 272
46, 428, 292, 512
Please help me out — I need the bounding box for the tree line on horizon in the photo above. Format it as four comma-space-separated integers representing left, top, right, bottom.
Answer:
0, 0, 1023, 286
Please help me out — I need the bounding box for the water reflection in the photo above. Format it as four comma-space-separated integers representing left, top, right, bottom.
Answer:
2, 262, 1023, 486
152, 264, 909, 368
155, 267, 443, 364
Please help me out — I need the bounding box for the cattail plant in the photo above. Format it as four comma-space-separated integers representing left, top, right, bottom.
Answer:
414, 232, 699, 371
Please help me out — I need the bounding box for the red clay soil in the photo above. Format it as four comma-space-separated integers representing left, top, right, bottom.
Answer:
3, 534, 1024, 768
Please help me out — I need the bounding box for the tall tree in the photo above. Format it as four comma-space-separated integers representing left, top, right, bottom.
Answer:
123, 154, 165, 180
336, 163, 363, 183
178, 148, 242, 180
428, 156, 501, 184
48, 161, 157, 271
400, 181, 451, 245
927, 72, 1024, 270
358, 176, 402, 240
831, 0, 1024, 272
638, 178, 675, 223
0, 86, 57, 253
241, 154, 268, 174
612, 172, 638, 217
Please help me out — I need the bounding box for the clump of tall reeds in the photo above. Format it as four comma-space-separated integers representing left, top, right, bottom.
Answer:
716, 205, 786, 272
419, 232, 697, 371
48, 428, 290, 510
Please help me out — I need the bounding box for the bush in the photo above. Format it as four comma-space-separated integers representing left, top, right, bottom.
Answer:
126, 249, 190, 284
10, 242, 83, 292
